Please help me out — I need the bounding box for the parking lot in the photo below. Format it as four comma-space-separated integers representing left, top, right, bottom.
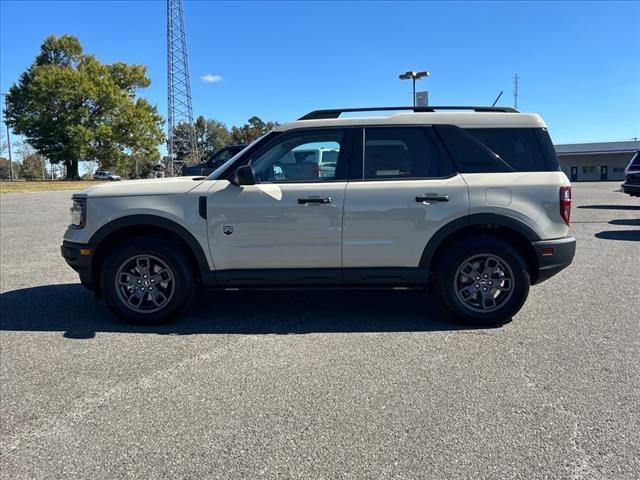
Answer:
1, 181, 638, 479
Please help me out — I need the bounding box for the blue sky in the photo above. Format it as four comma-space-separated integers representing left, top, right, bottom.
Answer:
1, 0, 639, 146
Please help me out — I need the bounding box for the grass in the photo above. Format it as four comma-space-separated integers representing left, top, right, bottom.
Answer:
0, 180, 106, 194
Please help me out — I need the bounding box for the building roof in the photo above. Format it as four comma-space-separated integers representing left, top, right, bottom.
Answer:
555, 140, 640, 155
275, 112, 547, 132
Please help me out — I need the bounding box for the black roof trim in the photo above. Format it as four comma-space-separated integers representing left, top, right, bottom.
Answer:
299, 106, 519, 120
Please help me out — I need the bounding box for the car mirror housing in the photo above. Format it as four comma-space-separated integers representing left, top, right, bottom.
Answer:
232, 164, 257, 186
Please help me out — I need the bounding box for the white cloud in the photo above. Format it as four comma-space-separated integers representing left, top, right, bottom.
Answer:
201, 73, 223, 83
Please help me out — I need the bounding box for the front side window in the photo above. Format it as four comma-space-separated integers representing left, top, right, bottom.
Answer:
252, 130, 344, 182
363, 127, 453, 179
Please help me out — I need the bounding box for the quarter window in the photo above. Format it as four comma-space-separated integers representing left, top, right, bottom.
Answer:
363, 127, 453, 179
252, 130, 344, 182
465, 128, 545, 172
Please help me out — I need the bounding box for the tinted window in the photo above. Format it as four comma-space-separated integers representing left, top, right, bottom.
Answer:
534, 129, 561, 171
252, 130, 344, 182
363, 127, 454, 179
207, 148, 235, 168
465, 128, 547, 172
433, 125, 512, 174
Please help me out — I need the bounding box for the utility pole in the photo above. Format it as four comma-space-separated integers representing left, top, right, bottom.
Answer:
513, 73, 520, 109
1, 93, 14, 181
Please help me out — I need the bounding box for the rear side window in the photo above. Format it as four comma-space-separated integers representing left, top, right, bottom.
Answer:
434, 125, 513, 173
465, 128, 559, 172
363, 127, 455, 179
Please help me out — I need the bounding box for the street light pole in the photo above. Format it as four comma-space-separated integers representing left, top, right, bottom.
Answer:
399, 70, 430, 107
412, 78, 416, 107
1, 93, 14, 181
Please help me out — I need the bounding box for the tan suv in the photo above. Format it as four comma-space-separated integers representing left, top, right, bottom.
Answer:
62, 106, 576, 325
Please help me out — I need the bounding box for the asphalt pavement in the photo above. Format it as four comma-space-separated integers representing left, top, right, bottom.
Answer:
1, 182, 639, 479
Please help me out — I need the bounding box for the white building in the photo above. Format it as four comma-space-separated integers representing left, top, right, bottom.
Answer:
554, 141, 639, 181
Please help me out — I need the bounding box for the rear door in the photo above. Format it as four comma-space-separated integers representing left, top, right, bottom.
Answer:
342, 126, 469, 281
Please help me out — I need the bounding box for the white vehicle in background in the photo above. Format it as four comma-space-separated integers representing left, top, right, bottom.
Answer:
93, 170, 121, 181
62, 105, 576, 326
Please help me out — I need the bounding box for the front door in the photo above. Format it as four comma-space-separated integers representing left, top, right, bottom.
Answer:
206, 128, 351, 285
342, 126, 469, 282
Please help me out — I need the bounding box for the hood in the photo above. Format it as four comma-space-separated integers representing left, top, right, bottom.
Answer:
76, 176, 206, 198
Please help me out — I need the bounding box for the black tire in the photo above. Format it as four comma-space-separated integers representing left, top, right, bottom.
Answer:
434, 235, 530, 326
100, 236, 196, 324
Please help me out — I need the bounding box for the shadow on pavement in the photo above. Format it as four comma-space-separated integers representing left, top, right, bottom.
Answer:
609, 218, 640, 226
577, 204, 640, 211
595, 230, 640, 242
0, 284, 491, 338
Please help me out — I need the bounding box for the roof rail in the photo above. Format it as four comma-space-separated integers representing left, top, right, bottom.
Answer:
298, 106, 519, 120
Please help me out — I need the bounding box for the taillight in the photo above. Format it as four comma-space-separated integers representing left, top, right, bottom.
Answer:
560, 185, 571, 225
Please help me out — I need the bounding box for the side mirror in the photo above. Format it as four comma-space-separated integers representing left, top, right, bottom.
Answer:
232, 164, 257, 186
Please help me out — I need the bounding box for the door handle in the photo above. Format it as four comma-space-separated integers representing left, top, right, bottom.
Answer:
298, 197, 331, 205
416, 194, 450, 203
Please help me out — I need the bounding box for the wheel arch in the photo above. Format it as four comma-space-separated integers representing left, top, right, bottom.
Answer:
421, 213, 542, 285
89, 215, 209, 295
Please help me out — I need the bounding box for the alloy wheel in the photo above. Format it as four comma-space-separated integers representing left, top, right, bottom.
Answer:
454, 254, 515, 313
115, 254, 175, 313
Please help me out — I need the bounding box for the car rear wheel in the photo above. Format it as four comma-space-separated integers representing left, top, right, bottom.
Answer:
100, 237, 195, 324
434, 236, 530, 325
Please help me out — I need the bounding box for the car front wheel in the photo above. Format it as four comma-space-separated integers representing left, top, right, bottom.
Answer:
100, 237, 195, 324
434, 236, 530, 325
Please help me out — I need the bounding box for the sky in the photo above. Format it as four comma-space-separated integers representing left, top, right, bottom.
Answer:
1, 0, 639, 149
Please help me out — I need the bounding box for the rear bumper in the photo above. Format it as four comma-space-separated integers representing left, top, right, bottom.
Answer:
531, 236, 576, 284
622, 183, 640, 196
60, 241, 96, 290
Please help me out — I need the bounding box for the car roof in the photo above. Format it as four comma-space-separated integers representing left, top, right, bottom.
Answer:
275, 112, 546, 132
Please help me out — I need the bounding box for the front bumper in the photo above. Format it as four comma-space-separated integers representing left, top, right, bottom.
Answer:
531, 236, 576, 284
61, 241, 96, 290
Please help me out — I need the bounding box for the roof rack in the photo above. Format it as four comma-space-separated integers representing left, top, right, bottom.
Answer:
298, 106, 519, 120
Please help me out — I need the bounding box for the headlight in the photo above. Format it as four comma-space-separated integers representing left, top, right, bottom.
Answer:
70, 197, 86, 228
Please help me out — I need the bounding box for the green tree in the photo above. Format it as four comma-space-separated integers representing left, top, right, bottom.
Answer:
173, 116, 231, 164
230, 116, 279, 144
5, 35, 164, 180
0, 157, 19, 180
172, 122, 198, 164
19, 152, 46, 180
198, 117, 230, 157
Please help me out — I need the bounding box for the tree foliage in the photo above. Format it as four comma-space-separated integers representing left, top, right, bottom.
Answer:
0, 157, 19, 180
19, 152, 46, 180
172, 115, 278, 164
230, 116, 279, 145
172, 115, 232, 164
5, 35, 164, 179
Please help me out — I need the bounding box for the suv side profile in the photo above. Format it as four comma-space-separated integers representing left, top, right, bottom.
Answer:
61, 106, 576, 325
